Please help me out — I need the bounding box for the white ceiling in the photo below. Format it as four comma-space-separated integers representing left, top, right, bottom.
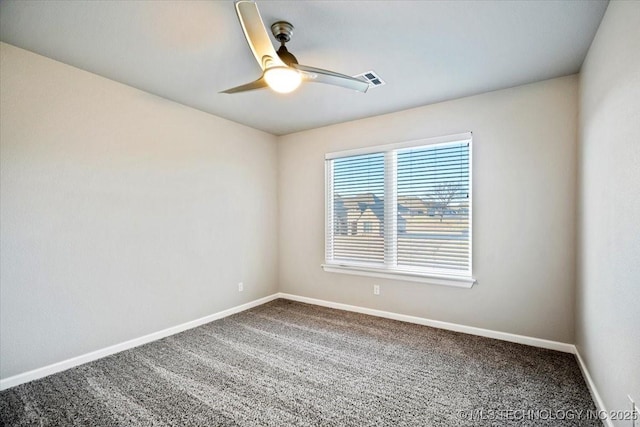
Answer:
0, 0, 608, 135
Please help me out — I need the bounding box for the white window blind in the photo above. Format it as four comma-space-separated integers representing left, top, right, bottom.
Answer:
329, 152, 385, 264
325, 133, 473, 286
396, 143, 470, 272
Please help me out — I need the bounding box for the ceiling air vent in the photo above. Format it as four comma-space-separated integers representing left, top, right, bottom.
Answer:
354, 70, 386, 89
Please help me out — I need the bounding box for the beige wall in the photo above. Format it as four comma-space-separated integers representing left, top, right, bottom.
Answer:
279, 75, 578, 343
0, 43, 278, 379
577, 0, 640, 420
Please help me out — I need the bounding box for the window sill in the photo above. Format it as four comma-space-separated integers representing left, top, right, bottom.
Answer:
321, 263, 476, 288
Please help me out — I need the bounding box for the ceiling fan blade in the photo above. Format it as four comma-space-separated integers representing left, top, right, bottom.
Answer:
236, 1, 286, 70
293, 64, 369, 93
220, 77, 268, 94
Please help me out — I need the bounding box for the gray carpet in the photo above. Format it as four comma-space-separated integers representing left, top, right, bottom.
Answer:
1, 299, 601, 426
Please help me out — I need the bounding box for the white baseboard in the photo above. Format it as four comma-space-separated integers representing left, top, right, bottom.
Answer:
574, 348, 613, 427
277, 293, 575, 353
0, 293, 280, 391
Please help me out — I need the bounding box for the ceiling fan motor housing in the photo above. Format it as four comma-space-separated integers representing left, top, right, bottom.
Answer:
271, 21, 294, 43
271, 21, 298, 65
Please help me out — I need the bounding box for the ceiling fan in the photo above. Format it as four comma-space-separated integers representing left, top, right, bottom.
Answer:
221, 1, 369, 95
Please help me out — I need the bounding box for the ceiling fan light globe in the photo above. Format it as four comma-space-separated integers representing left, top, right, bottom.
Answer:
264, 67, 302, 93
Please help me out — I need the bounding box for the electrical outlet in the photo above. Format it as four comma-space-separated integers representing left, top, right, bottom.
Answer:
373, 285, 380, 295
238, 282, 244, 292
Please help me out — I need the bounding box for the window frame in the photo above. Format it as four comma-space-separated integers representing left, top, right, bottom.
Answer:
323, 132, 476, 288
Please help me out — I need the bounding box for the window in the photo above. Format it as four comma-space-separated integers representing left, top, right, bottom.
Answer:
324, 132, 475, 288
